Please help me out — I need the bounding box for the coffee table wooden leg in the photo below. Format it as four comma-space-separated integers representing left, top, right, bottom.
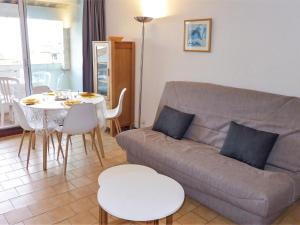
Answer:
99, 206, 108, 225
166, 215, 173, 225
146, 220, 159, 225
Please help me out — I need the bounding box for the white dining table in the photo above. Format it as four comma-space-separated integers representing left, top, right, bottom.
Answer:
20, 92, 106, 170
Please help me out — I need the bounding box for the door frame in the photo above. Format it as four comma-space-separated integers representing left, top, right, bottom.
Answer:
18, 0, 32, 96
0, 0, 32, 133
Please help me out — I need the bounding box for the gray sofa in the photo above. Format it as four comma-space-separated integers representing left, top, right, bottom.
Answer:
116, 81, 300, 225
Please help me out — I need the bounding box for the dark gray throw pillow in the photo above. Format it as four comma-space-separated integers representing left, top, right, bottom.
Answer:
153, 106, 195, 140
220, 121, 279, 169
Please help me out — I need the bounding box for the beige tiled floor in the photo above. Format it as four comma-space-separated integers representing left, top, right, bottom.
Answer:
0, 132, 298, 225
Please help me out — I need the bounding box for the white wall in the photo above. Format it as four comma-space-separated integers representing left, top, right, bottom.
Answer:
106, 0, 300, 127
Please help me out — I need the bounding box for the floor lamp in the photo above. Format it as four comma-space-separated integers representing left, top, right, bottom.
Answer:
134, 16, 153, 128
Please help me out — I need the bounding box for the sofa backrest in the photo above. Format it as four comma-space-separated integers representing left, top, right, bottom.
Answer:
156, 81, 300, 172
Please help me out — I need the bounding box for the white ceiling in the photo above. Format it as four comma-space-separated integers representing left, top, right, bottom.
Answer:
0, 0, 76, 8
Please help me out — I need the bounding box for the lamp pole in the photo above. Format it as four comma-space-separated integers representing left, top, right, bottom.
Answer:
134, 16, 153, 128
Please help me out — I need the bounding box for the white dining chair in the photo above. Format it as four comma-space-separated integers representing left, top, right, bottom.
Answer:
0, 77, 19, 126
13, 100, 60, 169
32, 86, 51, 94
56, 103, 103, 175
32, 85, 73, 155
104, 88, 126, 134
30, 85, 57, 151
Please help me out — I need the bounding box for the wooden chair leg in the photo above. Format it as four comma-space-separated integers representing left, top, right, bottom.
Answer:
32, 133, 36, 150
82, 134, 88, 155
66, 136, 73, 151
60, 133, 65, 158
64, 135, 71, 175
56, 132, 64, 160
95, 125, 105, 158
114, 119, 119, 134
115, 118, 122, 134
18, 130, 26, 156
50, 134, 55, 151
118, 118, 121, 133
26, 132, 33, 169
89, 132, 103, 167
91, 130, 96, 151
47, 136, 50, 153
56, 132, 61, 160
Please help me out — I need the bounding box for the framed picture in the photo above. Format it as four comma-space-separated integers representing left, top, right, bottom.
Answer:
184, 18, 212, 52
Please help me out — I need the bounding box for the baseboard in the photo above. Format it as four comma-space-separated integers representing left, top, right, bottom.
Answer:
0, 126, 23, 138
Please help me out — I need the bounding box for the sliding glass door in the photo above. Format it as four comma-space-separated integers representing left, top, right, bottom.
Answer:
26, 0, 83, 91
26, 2, 65, 90
0, 0, 28, 128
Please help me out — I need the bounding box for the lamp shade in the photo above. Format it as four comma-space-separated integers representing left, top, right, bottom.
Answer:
134, 16, 153, 23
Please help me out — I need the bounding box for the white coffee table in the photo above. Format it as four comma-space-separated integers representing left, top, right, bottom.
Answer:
97, 164, 185, 225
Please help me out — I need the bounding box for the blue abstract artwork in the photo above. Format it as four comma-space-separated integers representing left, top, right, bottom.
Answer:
187, 24, 207, 47
184, 19, 212, 52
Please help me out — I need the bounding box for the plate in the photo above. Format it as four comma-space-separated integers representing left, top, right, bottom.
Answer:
22, 98, 39, 105
80, 92, 98, 98
64, 100, 81, 107
47, 92, 56, 96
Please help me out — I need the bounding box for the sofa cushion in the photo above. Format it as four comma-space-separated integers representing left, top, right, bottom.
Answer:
265, 165, 300, 200
117, 128, 295, 217
220, 121, 279, 169
153, 105, 195, 140
156, 82, 300, 172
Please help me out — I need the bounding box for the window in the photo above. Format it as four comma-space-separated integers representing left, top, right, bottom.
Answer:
0, 17, 22, 66
0, 17, 64, 65
28, 19, 64, 64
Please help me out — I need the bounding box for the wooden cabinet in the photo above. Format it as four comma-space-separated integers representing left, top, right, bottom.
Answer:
93, 41, 135, 136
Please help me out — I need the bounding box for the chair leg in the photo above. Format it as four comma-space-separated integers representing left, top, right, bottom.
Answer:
66, 136, 73, 151
89, 132, 103, 167
18, 130, 26, 157
50, 134, 55, 152
95, 125, 105, 158
60, 133, 65, 158
118, 119, 122, 133
91, 130, 96, 151
64, 135, 71, 175
114, 118, 122, 134
56, 132, 64, 160
113, 119, 118, 134
56, 132, 61, 160
26, 132, 33, 169
117, 119, 121, 133
82, 134, 88, 155
32, 133, 36, 150
47, 136, 50, 153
